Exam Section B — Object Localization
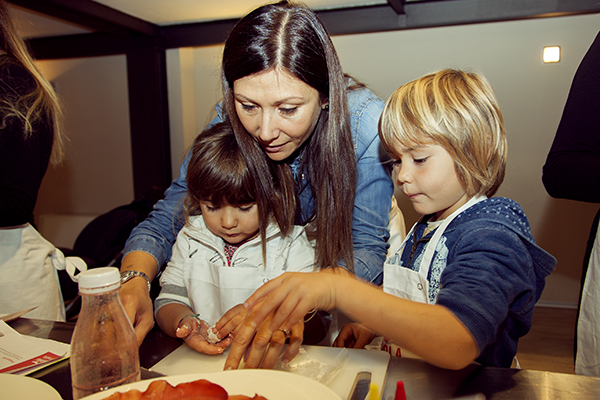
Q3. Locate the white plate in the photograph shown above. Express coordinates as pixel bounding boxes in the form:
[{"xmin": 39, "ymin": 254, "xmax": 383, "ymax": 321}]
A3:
[
  {"xmin": 0, "ymin": 373, "xmax": 62, "ymax": 400},
  {"xmin": 80, "ymin": 370, "xmax": 342, "ymax": 399}
]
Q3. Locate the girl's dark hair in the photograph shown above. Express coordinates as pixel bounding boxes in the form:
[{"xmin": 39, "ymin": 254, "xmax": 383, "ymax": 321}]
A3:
[
  {"xmin": 186, "ymin": 122, "xmax": 270, "ymax": 261},
  {"xmin": 185, "ymin": 122, "xmax": 256, "ymax": 217},
  {"xmin": 221, "ymin": 0, "xmax": 356, "ymax": 271}
]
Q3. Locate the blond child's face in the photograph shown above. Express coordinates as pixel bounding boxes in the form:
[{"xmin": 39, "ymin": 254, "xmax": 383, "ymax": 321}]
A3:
[
  {"xmin": 200, "ymin": 201, "xmax": 260, "ymax": 245},
  {"xmin": 393, "ymin": 142, "xmax": 469, "ymax": 221}
]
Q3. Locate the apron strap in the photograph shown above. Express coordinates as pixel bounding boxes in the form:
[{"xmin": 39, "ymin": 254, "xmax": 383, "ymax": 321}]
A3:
[{"xmin": 50, "ymin": 248, "xmax": 88, "ymax": 282}]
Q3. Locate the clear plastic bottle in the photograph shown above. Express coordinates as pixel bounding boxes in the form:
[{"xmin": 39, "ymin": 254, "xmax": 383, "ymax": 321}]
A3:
[{"xmin": 70, "ymin": 267, "xmax": 140, "ymax": 399}]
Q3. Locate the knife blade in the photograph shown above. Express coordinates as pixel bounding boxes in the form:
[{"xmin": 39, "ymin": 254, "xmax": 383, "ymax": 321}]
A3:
[
  {"xmin": 348, "ymin": 371, "xmax": 372, "ymax": 400},
  {"xmin": 0, "ymin": 306, "xmax": 38, "ymax": 322}
]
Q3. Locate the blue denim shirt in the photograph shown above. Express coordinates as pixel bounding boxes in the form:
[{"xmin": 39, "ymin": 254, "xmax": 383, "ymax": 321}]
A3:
[{"xmin": 124, "ymin": 82, "xmax": 393, "ymax": 284}]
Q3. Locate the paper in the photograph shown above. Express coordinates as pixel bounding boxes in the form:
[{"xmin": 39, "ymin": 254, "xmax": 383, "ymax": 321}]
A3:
[{"xmin": 0, "ymin": 320, "xmax": 70, "ymax": 375}]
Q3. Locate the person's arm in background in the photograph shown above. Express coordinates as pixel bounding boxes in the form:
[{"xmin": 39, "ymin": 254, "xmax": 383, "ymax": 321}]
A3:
[
  {"xmin": 339, "ymin": 86, "xmax": 394, "ymax": 285},
  {"xmin": 542, "ymin": 32, "xmax": 600, "ymax": 202},
  {"xmin": 120, "ymin": 108, "xmax": 223, "ymax": 344}
]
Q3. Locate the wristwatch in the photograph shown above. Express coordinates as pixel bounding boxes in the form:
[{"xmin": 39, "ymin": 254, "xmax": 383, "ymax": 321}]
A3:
[{"xmin": 120, "ymin": 270, "xmax": 151, "ymax": 292}]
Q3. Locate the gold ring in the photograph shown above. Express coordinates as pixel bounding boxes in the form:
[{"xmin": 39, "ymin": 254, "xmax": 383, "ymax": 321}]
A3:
[{"xmin": 277, "ymin": 328, "xmax": 291, "ymax": 339}]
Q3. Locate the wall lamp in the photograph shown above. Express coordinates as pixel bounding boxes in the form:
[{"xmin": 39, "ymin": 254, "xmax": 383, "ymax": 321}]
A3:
[{"xmin": 543, "ymin": 46, "xmax": 561, "ymax": 63}]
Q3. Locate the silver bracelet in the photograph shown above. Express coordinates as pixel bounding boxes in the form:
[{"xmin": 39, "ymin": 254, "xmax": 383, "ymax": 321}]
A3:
[{"xmin": 120, "ymin": 270, "xmax": 151, "ymax": 292}]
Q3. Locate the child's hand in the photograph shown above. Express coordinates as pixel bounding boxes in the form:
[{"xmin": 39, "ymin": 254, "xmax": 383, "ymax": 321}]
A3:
[
  {"xmin": 176, "ymin": 315, "xmax": 232, "ymax": 355},
  {"xmin": 214, "ymin": 303, "xmax": 249, "ymax": 341},
  {"xmin": 333, "ymin": 322, "xmax": 376, "ymax": 349}
]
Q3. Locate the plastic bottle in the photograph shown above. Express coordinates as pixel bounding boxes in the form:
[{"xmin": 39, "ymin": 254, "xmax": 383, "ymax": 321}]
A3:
[{"xmin": 70, "ymin": 267, "xmax": 140, "ymax": 399}]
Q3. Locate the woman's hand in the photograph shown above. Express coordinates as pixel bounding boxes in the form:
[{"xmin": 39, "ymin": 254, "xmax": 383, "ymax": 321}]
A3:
[
  {"xmin": 177, "ymin": 315, "xmax": 232, "ymax": 355},
  {"xmin": 333, "ymin": 322, "xmax": 376, "ymax": 349},
  {"xmin": 224, "ymin": 269, "xmax": 349, "ymax": 370},
  {"xmin": 119, "ymin": 277, "xmax": 154, "ymax": 346},
  {"xmin": 119, "ymin": 252, "xmax": 159, "ymax": 345},
  {"xmin": 236, "ymin": 312, "xmax": 305, "ymax": 369}
]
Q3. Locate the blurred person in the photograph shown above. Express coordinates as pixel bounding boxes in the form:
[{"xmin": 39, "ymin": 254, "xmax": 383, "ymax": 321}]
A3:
[
  {"xmin": 542, "ymin": 31, "xmax": 600, "ymax": 376},
  {"xmin": 0, "ymin": 0, "xmax": 67, "ymax": 320}
]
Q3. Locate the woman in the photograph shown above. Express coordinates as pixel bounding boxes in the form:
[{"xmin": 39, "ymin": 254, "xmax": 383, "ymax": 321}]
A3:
[
  {"xmin": 0, "ymin": 0, "xmax": 66, "ymax": 320},
  {"xmin": 120, "ymin": 1, "xmax": 394, "ymax": 357}
]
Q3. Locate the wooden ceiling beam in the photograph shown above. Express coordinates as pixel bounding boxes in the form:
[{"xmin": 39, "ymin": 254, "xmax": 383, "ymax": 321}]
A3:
[
  {"xmin": 387, "ymin": 0, "xmax": 405, "ymax": 15},
  {"xmin": 8, "ymin": 0, "xmax": 159, "ymax": 37}
]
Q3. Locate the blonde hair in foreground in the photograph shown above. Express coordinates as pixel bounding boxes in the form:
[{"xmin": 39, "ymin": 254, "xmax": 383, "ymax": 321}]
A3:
[{"xmin": 379, "ymin": 68, "xmax": 508, "ymax": 198}]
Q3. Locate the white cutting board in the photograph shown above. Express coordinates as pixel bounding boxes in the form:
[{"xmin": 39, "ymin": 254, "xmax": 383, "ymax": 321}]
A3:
[{"xmin": 150, "ymin": 344, "xmax": 390, "ymax": 399}]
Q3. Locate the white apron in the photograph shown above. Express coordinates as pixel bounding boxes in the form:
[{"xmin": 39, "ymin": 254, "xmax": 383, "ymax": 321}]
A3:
[
  {"xmin": 576, "ymin": 221, "xmax": 600, "ymax": 376},
  {"xmin": 0, "ymin": 224, "xmax": 86, "ymax": 321},
  {"xmin": 183, "ymin": 258, "xmax": 289, "ymax": 327},
  {"xmin": 381, "ymin": 196, "xmax": 485, "ymax": 357}
]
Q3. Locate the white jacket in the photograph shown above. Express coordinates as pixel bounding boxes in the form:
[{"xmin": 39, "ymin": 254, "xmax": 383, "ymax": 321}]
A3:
[{"xmin": 156, "ymin": 215, "xmax": 316, "ymax": 325}]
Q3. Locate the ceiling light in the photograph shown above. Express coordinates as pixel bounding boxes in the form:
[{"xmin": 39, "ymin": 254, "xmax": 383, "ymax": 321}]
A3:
[{"xmin": 543, "ymin": 46, "xmax": 561, "ymax": 63}]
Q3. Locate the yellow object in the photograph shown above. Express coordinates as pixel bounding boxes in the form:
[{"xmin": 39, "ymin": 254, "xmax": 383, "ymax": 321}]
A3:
[{"xmin": 368, "ymin": 383, "xmax": 379, "ymax": 400}]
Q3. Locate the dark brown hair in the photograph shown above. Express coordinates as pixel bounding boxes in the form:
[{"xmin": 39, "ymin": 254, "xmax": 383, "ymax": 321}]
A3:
[
  {"xmin": 186, "ymin": 122, "xmax": 257, "ymax": 215},
  {"xmin": 185, "ymin": 122, "xmax": 273, "ymax": 259},
  {"xmin": 221, "ymin": 1, "xmax": 356, "ymax": 270}
]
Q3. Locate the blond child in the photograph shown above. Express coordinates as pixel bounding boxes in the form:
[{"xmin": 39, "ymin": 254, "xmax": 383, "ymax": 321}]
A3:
[{"xmin": 225, "ymin": 69, "xmax": 556, "ymax": 370}]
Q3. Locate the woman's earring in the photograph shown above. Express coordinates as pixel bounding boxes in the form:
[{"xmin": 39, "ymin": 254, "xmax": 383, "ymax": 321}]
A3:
[{"xmin": 323, "ymin": 104, "xmax": 329, "ymax": 111}]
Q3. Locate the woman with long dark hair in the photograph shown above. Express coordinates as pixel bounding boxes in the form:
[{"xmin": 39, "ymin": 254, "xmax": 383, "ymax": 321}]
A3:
[{"xmin": 120, "ymin": 1, "xmax": 394, "ymax": 361}]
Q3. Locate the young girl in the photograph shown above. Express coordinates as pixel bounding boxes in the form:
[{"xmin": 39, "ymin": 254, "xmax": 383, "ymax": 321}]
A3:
[
  {"xmin": 225, "ymin": 69, "xmax": 556, "ymax": 370},
  {"xmin": 154, "ymin": 122, "xmax": 316, "ymax": 355}
]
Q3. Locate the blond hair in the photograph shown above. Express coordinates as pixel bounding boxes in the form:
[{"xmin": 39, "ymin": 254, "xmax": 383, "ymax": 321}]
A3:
[
  {"xmin": 379, "ymin": 68, "xmax": 507, "ymax": 197},
  {"xmin": 0, "ymin": 1, "xmax": 64, "ymax": 165}
]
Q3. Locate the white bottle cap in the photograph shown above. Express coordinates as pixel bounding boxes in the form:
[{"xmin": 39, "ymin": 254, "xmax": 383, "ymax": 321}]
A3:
[{"xmin": 78, "ymin": 267, "xmax": 121, "ymax": 294}]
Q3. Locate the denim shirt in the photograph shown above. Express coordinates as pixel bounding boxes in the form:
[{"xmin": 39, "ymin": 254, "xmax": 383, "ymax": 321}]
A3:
[{"xmin": 124, "ymin": 81, "xmax": 393, "ymax": 284}]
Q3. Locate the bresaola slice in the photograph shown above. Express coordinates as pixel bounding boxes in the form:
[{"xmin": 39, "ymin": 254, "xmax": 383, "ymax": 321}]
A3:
[{"xmin": 101, "ymin": 378, "xmax": 267, "ymax": 400}]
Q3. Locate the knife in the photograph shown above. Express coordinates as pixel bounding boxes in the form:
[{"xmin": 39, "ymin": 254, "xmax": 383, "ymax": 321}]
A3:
[
  {"xmin": 0, "ymin": 306, "xmax": 38, "ymax": 322},
  {"xmin": 348, "ymin": 371, "xmax": 372, "ymax": 400}
]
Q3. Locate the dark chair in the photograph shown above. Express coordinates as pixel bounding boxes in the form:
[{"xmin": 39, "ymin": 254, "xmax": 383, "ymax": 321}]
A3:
[{"xmin": 58, "ymin": 186, "xmax": 164, "ymax": 319}]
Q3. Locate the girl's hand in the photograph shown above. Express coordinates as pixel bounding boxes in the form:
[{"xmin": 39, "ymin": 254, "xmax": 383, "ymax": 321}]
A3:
[
  {"xmin": 333, "ymin": 322, "xmax": 376, "ymax": 349},
  {"xmin": 213, "ymin": 304, "xmax": 248, "ymax": 342},
  {"xmin": 176, "ymin": 315, "xmax": 232, "ymax": 355}
]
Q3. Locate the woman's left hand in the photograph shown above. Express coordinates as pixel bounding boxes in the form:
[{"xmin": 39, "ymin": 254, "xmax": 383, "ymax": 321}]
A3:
[
  {"xmin": 239, "ymin": 313, "xmax": 304, "ymax": 369},
  {"xmin": 224, "ymin": 269, "xmax": 348, "ymax": 370}
]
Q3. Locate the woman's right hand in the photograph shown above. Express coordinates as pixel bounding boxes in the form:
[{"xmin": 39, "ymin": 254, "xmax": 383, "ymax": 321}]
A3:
[
  {"xmin": 119, "ymin": 277, "xmax": 154, "ymax": 346},
  {"xmin": 119, "ymin": 252, "xmax": 159, "ymax": 345}
]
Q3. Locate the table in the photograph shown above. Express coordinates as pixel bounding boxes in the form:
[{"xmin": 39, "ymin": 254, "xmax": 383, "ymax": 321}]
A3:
[
  {"xmin": 9, "ymin": 318, "xmax": 600, "ymax": 400},
  {"xmin": 8, "ymin": 318, "xmax": 177, "ymax": 400}
]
